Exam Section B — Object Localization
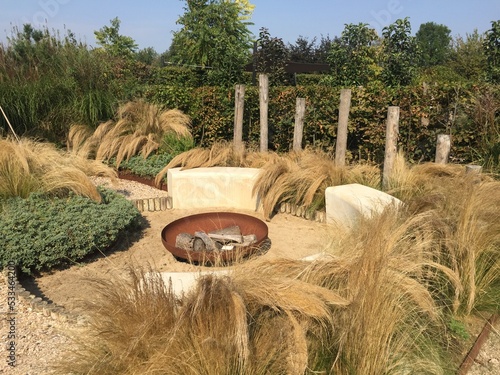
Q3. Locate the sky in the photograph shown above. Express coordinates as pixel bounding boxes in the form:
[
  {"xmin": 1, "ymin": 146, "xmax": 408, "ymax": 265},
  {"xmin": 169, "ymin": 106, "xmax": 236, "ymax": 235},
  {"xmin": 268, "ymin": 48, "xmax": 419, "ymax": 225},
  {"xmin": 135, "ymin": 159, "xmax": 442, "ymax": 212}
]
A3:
[{"xmin": 1, "ymin": 0, "xmax": 499, "ymax": 52}]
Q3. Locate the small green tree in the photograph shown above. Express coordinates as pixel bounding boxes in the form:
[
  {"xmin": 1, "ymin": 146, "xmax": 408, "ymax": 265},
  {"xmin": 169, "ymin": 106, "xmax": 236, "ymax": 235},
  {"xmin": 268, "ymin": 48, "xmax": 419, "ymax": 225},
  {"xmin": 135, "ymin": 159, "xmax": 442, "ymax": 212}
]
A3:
[
  {"xmin": 169, "ymin": 0, "xmax": 253, "ymax": 86},
  {"xmin": 94, "ymin": 17, "xmax": 138, "ymax": 58},
  {"xmin": 136, "ymin": 47, "xmax": 159, "ymax": 66},
  {"xmin": 254, "ymin": 27, "xmax": 290, "ymax": 86},
  {"xmin": 448, "ymin": 30, "xmax": 486, "ymax": 82},
  {"xmin": 416, "ymin": 22, "xmax": 452, "ymax": 67},
  {"xmin": 327, "ymin": 23, "xmax": 380, "ymax": 87},
  {"xmin": 484, "ymin": 20, "xmax": 500, "ymax": 83},
  {"xmin": 289, "ymin": 36, "xmax": 318, "ymax": 63},
  {"xmin": 381, "ymin": 17, "xmax": 419, "ymax": 86}
]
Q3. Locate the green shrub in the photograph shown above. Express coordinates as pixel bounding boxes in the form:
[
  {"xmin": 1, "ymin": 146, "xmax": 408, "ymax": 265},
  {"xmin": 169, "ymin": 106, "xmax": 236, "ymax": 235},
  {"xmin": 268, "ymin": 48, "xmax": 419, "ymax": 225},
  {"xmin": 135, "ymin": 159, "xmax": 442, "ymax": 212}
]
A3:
[
  {"xmin": 0, "ymin": 188, "xmax": 141, "ymax": 274},
  {"xmin": 159, "ymin": 132, "xmax": 195, "ymax": 156},
  {"xmin": 117, "ymin": 153, "xmax": 174, "ymax": 179}
]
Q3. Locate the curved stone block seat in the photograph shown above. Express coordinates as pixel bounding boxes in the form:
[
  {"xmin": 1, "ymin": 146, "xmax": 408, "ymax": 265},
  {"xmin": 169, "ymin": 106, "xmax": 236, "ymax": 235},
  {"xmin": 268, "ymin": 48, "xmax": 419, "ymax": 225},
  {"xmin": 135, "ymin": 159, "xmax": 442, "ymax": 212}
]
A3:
[
  {"xmin": 167, "ymin": 167, "xmax": 261, "ymax": 210},
  {"xmin": 325, "ymin": 183, "xmax": 402, "ymax": 228}
]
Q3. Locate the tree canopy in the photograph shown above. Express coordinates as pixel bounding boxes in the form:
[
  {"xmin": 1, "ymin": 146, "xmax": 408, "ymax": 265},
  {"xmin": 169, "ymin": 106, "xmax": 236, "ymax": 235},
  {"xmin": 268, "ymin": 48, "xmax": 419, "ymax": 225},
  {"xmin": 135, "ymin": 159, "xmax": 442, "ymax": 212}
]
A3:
[
  {"xmin": 94, "ymin": 17, "xmax": 138, "ymax": 58},
  {"xmin": 381, "ymin": 17, "xmax": 419, "ymax": 86},
  {"xmin": 327, "ymin": 23, "xmax": 380, "ymax": 87},
  {"xmin": 168, "ymin": 0, "xmax": 253, "ymax": 86},
  {"xmin": 416, "ymin": 22, "xmax": 452, "ymax": 67}
]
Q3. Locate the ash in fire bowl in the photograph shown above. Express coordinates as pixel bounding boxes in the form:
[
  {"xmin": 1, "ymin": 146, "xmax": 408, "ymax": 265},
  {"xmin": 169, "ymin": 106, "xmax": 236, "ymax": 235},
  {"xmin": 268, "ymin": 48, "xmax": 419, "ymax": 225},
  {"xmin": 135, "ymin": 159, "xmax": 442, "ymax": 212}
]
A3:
[{"xmin": 161, "ymin": 212, "xmax": 270, "ymax": 265}]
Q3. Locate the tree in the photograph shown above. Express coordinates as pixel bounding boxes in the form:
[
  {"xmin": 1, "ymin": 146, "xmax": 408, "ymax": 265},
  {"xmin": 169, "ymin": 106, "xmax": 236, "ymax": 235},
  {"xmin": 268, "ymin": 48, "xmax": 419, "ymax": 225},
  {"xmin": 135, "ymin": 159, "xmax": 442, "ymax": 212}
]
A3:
[
  {"xmin": 416, "ymin": 22, "xmax": 451, "ymax": 67},
  {"xmin": 94, "ymin": 17, "xmax": 138, "ymax": 58},
  {"xmin": 327, "ymin": 23, "xmax": 380, "ymax": 86},
  {"xmin": 223, "ymin": 0, "xmax": 254, "ymax": 19},
  {"xmin": 381, "ymin": 17, "xmax": 419, "ymax": 86},
  {"xmin": 289, "ymin": 36, "xmax": 317, "ymax": 63},
  {"xmin": 448, "ymin": 30, "xmax": 486, "ymax": 82},
  {"xmin": 254, "ymin": 27, "xmax": 290, "ymax": 86},
  {"xmin": 169, "ymin": 0, "xmax": 253, "ymax": 86},
  {"xmin": 484, "ymin": 20, "xmax": 500, "ymax": 83},
  {"xmin": 315, "ymin": 35, "xmax": 335, "ymax": 63},
  {"xmin": 136, "ymin": 47, "xmax": 159, "ymax": 66}
]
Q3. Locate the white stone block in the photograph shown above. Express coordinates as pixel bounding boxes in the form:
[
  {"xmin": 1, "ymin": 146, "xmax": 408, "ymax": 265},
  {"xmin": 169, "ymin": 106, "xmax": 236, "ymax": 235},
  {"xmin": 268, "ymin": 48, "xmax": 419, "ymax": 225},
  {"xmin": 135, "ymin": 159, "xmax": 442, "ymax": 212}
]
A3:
[
  {"xmin": 325, "ymin": 184, "xmax": 402, "ymax": 227},
  {"xmin": 167, "ymin": 167, "xmax": 261, "ymax": 210},
  {"xmin": 146, "ymin": 270, "xmax": 230, "ymax": 298}
]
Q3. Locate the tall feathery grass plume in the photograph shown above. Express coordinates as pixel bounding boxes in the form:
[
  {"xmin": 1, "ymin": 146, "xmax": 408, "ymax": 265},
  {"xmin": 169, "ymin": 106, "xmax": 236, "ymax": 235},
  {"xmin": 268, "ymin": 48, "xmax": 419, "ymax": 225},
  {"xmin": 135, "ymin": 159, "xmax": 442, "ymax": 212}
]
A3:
[
  {"xmin": 54, "ymin": 268, "xmax": 180, "ymax": 375},
  {"xmin": 430, "ymin": 176, "xmax": 500, "ymax": 315},
  {"xmin": 67, "ymin": 99, "xmax": 192, "ymax": 166},
  {"xmin": 324, "ymin": 208, "xmax": 461, "ymax": 374},
  {"xmin": 389, "ymin": 161, "xmax": 500, "ymax": 316},
  {"xmin": 0, "ymin": 137, "xmax": 115, "ymax": 201},
  {"xmin": 252, "ymin": 148, "xmax": 381, "ymax": 219},
  {"xmin": 55, "ymin": 263, "xmax": 349, "ymax": 375}
]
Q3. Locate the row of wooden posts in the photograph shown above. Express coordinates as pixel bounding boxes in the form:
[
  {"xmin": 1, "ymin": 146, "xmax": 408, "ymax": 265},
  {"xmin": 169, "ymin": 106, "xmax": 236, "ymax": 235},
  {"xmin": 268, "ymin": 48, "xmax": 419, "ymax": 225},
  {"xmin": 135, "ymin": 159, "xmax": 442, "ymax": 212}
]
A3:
[{"xmin": 232, "ymin": 74, "xmax": 477, "ymax": 189}]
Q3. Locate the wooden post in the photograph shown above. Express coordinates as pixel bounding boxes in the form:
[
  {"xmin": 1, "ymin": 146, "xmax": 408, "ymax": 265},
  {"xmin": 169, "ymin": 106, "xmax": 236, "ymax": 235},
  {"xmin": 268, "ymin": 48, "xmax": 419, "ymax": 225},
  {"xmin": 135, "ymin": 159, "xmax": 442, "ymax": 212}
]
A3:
[
  {"xmin": 383, "ymin": 106, "xmax": 400, "ymax": 190},
  {"xmin": 293, "ymin": 98, "xmax": 306, "ymax": 151},
  {"xmin": 335, "ymin": 88, "xmax": 352, "ymax": 166},
  {"xmin": 259, "ymin": 74, "xmax": 269, "ymax": 152},
  {"xmin": 435, "ymin": 134, "xmax": 451, "ymax": 164},
  {"xmin": 465, "ymin": 164, "xmax": 482, "ymax": 174},
  {"xmin": 233, "ymin": 84, "xmax": 245, "ymax": 152}
]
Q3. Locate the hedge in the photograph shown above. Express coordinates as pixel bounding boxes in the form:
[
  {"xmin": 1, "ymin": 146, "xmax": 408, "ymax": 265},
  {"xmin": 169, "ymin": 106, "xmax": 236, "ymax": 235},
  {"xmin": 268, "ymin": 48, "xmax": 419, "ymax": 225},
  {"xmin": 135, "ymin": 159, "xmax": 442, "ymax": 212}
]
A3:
[{"xmin": 145, "ymin": 82, "xmax": 500, "ymax": 168}]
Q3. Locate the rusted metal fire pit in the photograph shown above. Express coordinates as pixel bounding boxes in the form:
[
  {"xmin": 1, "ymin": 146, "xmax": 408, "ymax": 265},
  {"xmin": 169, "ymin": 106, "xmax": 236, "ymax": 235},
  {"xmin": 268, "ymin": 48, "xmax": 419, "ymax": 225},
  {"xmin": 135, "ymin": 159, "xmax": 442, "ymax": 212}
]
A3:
[{"xmin": 161, "ymin": 212, "xmax": 269, "ymax": 265}]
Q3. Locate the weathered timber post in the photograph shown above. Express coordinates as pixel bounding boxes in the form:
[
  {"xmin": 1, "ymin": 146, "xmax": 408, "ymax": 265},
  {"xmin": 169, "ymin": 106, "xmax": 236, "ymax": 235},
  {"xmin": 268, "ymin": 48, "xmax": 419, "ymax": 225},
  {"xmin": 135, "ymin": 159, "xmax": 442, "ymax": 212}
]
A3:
[
  {"xmin": 259, "ymin": 74, "xmax": 269, "ymax": 152},
  {"xmin": 465, "ymin": 164, "xmax": 482, "ymax": 174},
  {"xmin": 335, "ymin": 88, "xmax": 352, "ymax": 166},
  {"xmin": 233, "ymin": 84, "xmax": 245, "ymax": 153},
  {"xmin": 435, "ymin": 134, "xmax": 451, "ymax": 164},
  {"xmin": 382, "ymin": 106, "xmax": 400, "ymax": 190},
  {"xmin": 293, "ymin": 97, "xmax": 306, "ymax": 151}
]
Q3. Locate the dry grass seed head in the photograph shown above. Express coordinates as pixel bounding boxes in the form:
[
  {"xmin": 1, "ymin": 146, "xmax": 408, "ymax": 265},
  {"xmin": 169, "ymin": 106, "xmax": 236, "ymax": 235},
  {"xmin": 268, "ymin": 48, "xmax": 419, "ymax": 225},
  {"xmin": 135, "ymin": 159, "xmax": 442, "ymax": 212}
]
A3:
[{"xmin": 55, "ymin": 268, "xmax": 180, "ymax": 375}]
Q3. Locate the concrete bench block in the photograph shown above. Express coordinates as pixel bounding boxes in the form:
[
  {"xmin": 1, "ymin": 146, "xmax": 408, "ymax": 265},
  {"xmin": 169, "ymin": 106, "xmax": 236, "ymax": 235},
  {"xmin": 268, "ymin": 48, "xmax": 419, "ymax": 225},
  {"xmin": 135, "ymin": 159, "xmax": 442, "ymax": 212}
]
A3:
[
  {"xmin": 325, "ymin": 184, "xmax": 402, "ymax": 227},
  {"xmin": 167, "ymin": 167, "xmax": 261, "ymax": 210},
  {"xmin": 147, "ymin": 270, "xmax": 230, "ymax": 297}
]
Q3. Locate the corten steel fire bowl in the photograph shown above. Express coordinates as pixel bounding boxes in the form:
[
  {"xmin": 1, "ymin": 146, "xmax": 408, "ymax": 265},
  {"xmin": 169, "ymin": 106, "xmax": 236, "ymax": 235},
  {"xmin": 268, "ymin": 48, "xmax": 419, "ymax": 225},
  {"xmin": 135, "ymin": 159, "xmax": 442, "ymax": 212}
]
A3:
[{"xmin": 161, "ymin": 212, "xmax": 270, "ymax": 265}]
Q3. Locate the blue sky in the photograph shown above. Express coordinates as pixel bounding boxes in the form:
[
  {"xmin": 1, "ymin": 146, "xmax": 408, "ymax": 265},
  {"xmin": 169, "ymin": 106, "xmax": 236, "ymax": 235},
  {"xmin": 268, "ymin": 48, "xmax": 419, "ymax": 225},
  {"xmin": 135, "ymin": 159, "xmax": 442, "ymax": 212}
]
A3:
[{"xmin": 1, "ymin": 1, "xmax": 499, "ymax": 52}]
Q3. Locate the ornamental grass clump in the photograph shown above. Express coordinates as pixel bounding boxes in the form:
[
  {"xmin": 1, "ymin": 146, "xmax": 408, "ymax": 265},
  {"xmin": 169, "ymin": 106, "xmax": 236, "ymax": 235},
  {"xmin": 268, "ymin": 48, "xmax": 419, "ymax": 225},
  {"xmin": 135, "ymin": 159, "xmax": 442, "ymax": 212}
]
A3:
[
  {"xmin": 386, "ymin": 156, "xmax": 500, "ymax": 315},
  {"xmin": 67, "ymin": 99, "xmax": 192, "ymax": 167},
  {"xmin": 0, "ymin": 136, "xmax": 116, "ymax": 201},
  {"xmin": 55, "ymin": 265, "xmax": 349, "ymax": 375},
  {"xmin": 157, "ymin": 144, "xmax": 381, "ymax": 218},
  {"xmin": 322, "ymin": 208, "xmax": 460, "ymax": 374}
]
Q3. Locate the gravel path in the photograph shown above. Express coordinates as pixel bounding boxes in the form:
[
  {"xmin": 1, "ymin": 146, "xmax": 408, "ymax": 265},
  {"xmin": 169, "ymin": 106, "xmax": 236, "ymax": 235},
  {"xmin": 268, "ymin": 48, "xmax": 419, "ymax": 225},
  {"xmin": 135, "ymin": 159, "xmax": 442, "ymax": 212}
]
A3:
[{"xmin": 0, "ymin": 273, "xmax": 77, "ymax": 374}]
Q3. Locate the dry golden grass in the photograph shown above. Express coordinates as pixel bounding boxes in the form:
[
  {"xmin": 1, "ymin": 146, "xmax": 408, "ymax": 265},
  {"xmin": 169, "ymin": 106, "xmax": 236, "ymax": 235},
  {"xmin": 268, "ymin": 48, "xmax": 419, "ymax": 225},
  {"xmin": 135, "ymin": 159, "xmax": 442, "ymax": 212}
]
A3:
[
  {"xmin": 385, "ymin": 156, "xmax": 500, "ymax": 315},
  {"xmin": 323, "ymin": 208, "xmax": 460, "ymax": 374},
  {"xmin": 0, "ymin": 137, "xmax": 116, "ymax": 201},
  {"xmin": 52, "ymin": 144, "xmax": 499, "ymax": 373},
  {"xmin": 154, "ymin": 141, "xmax": 255, "ymax": 186},
  {"xmin": 252, "ymin": 149, "xmax": 381, "ymax": 219},
  {"xmin": 156, "ymin": 144, "xmax": 381, "ymax": 218},
  {"xmin": 55, "ymin": 264, "xmax": 349, "ymax": 375},
  {"xmin": 67, "ymin": 100, "xmax": 192, "ymax": 166}
]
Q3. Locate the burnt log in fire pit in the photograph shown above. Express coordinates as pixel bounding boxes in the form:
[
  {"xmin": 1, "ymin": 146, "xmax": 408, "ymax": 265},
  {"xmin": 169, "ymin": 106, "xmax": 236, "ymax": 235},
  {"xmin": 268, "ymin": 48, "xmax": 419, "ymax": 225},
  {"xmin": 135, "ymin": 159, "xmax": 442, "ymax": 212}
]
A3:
[{"xmin": 161, "ymin": 212, "xmax": 269, "ymax": 265}]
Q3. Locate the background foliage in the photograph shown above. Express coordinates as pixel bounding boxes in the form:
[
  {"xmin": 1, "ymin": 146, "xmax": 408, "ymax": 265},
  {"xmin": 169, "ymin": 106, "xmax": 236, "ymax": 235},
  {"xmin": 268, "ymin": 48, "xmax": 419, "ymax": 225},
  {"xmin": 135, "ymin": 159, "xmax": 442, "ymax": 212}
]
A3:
[
  {"xmin": 145, "ymin": 81, "xmax": 500, "ymax": 168},
  {"xmin": 0, "ymin": 16, "xmax": 499, "ymax": 170}
]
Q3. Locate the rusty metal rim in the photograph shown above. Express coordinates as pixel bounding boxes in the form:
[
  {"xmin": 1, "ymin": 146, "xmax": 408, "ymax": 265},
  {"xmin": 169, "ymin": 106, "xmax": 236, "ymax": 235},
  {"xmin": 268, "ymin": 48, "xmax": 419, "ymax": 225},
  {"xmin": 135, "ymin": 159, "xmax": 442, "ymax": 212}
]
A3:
[
  {"xmin": 458, "ymin": 314, "xmax": 499, "ymax": 374},
  {"xmin": 161, "ymin": 211, "xmax": 269, "ymax": 264}
]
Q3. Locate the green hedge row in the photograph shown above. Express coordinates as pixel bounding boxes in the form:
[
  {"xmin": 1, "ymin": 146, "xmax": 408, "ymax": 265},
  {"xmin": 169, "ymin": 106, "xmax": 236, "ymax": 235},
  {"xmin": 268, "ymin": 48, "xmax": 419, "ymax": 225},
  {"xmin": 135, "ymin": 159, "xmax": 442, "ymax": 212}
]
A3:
[
  {"xmin": 145, "ymin": 81, "xmax": 500, "ymax": 168},
  {"xmin": 0, "ymin": 188, "xmax": 142, "ymax": 274}
]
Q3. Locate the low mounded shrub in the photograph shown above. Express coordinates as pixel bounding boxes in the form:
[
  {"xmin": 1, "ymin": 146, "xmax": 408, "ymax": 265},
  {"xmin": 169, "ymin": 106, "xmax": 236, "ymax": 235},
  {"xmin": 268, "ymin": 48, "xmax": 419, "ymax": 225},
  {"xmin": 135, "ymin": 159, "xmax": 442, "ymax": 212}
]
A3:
[{"xmin": 0, "ymin": 188, "xmax": 142, "ymax": 274}]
